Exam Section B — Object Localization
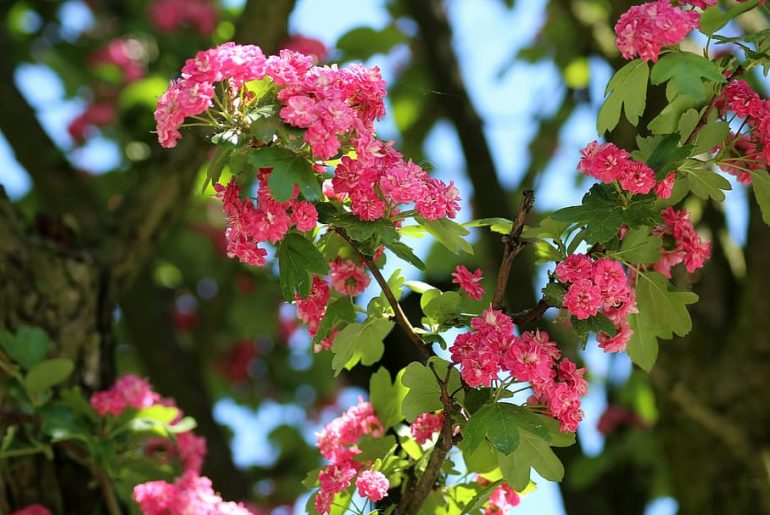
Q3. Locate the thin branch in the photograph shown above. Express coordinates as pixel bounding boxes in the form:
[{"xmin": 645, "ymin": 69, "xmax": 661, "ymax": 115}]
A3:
[
  {"xmin": 492, "ymin": 190, "xmax": 536, "ymax": 309},
  {"xmin": 399, "ymin": 364, "xmax": 455, "ymax": 515},
  {"xmin": 336, "ymin": 230, "xmax": 431, "ymax": 358},
  {"xmin": 510, "ymin": 299, "xmax": 551, "ymax": 326}
]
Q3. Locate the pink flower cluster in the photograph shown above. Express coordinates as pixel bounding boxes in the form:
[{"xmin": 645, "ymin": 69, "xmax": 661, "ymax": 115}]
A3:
[
  {"xmin": 555, "ymin": 254, "xmax": 637, "ymax": 353},
  {"xmin": 91, "ymin": 375, "xmax": 207, "ymax": 473},
  {"xmin": 578, "ymin": 141, "xmax": 661, "ymax": 195},
  {"xmin": 652, "ymin": 207, "xmax": 711, "ymax": 277},
  {"xmin": 314, "ymin": 399, "xmax": 386, "ymax": 513},
  {"xmin": 614, "ymin": 0, "xmax": 700, "ymax": 62},
  {"xmin": 410, "ymin": 412, "xmax": 445, "ymax": 444},
  {"xmin": 330, "ymin": 151, "xmax": 461, "ymax": 222},
  {"xmin": 282, "ymin": 35, "xmax": 329, "ymax": 63},
  {"xmin": 681, "ymin": 0, "xmax": 717, "ymax": 8},
  {"xmin": 11, "ymin": 505, "xmax": 51, "ymax": 515},
  {"xmin": 68, "ymin": 103, "xmax": 116, "ymax": 144},
  {"xmin": 597, "ymin": 404, "xmax": 649, "ymax": 436},
  {"xmin": 717, "ymin": 79, "xmax": 770, "ymax": 182},
  {"xmin": 484, "ymin": 483, "xmax": 521, "ymax": 514},
  {"xmin": 156, "ymin": 43, "xmax": 461, "ymax": 223},
  {"xmin": 88, "ymin": 38, "xmax": 146, "ymax": 83},
  {"xmin": 452, "ymin": 265, "xmax": 485, "ymax": 300},
  {"xmin": 214, "ymin": 175, "xmax": 318, "ymax": 267},
  {"xmin": 149, "ymin": 0, "xmax": 218, "ymax": 36},
  {"xmin": 450, "ymin": 308, "xmax": 587, "ymax": 432},
  {"xmin": 329, "ymin": 258, "xmax": 371, "ymax": 296},
  {"xmin": 90, "ymin": 374, "xmax": 159, "ymax": 415},
  {"xmin": 134, "ymin": 471, "xmax": 252, "ymax": 515}
]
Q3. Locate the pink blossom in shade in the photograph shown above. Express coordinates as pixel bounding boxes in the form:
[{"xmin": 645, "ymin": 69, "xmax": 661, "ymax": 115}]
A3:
[
  {"xmin": 11, "ymin": 505, "xmax": 51, "ymax": 515},
  {"xmin": 68, "ymin": 102, "xmax": 116, "ymax": 144},
  {"xmin": 577, "ymin": 141, "xmax": 631, "ymax": 183},
  {"xmin": 356, "ymin": 470, "xmax": 389, "ymax": 502},
  {"xmin": 282, "ymin": 35, "xmax": 329, "ymax": 62},
  {"xmin": 315, "ymin": 398, "xmax": 383, "ymax": 463},
  {"xmin": 291, "ymin": 201, "xmax": 318, "ymax": 231},
  {"xmin": 554, "ymin": 253, "xmax": 594, "ymax": 284},
  {"xmin": 654, "ymin": 172, "xmax": 677, "ymax": 199},
  {"xmin": 149, "ymin": 0, "xmax": 218, "ymax": 36},
  {"xmin": 329, "ymin": 258, "xmax": 371, "ymax": 296},
  {"xmin": 597, "ymin": 405, "xmax": 650, "ymax": 436},
  {"xmin": 134, "ymin": 471, "xmax": 252, "ymax": 515},
  {"xmin": 410, "ymin": 412, "xmax": 445, "ymax": 444},
  {"xmin": 653, "ymin": 206, "xmax": 711, "ymax": 276},
  {"xmin": 557, "ymin": 359, "xmax": 589, "ymax": 396},
  {"xmin": 484, "ymin": 483, "xmax": 520, "ymax": 514},
  {"xmin": 177, "ymin": 431, "xmax": 207, "ymax": 473},
  {"xmin": 718, "ymin": 134, "xmax": 765, "ymax": 184},
  {"xmin": 88, "ymin": 38, "xmax": 146, "ymax": 82},
  {"xmin": 614, "ymin": 0, "xmax": 700, "ymax": 63},
  {"xmin": 296, "ymin": 276, "xmax": 330, "ymax": 336},
  {"xmin": 452, "ymin": 265, "xmax": 485, "ymax": 300},
  {"xmin": 90, "ymin": 374, "xmax": 159, "ymax": 416},
  {"xmin": 618, "ymin": 161, "xmax": 657, "ymax": 195},
  {"xmin": 217, "ymin": 341, "xmax": 258, "ymax": 383},
  {"xmin": 563, "ymin": 279, "xmax": 603, "ymax": 320},
  {"xmin": 717, "ymin": 80, "xmax": 767, "ymax": 120}
]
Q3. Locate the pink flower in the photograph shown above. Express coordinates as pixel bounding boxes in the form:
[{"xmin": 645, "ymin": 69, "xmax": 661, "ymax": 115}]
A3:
[
  {"xmin": 484, "ymin": 483, "xmax": 520, "ymax": 514},
  {"xmin": 12, "ymin": 505, "xmax": 51, "ymax": 515},
  {"xmin": 452, "ymin": 265, "xmax": 485, "ymax": 300},
  {"xmin": 563, "ymin": 279, "xmax": 603, "ymax": 320},
  {"xmin": 88, "ymin": 38, "xmax": 146, "ymax": 82},
  {"xmin": 149, "ymin": 0, "xmax": 218, "ymax": 36},
  {"xmin": 90, "ymin": 374, "xmax": 159, "ymax": 416},
  {"xmin": 654, "ymin": 172, "xmax": 677, "ymax": 199},
  {"xmin": 618, "ymin": 161, "xmax": 656, "ymax": 195},
  {"xmin": 296, "ymin": 276, "xmax": 330, "ymax": 336},
  {"xmin": 134, "ymin": 471, "xmax": 251, "ymax": 515},
  {"xmin": 68, "ymin": 103, "xmax": 116, "ymax": 144},
  {"xmin": 653, "ymin": 207, "xmax": 711, "ymax": 276},
  {"xmin": 329, "ymin": 258, "xmax": 371, "ymax": 296},
  {"xmin": 410, "ymin": 412, "xmax": 445, "ymax": 444},
  {"xmin": 614, "ymin": 0, "xmax": 700, "ymax": 62},
  {"xmin": 282, "ymin": 35, "xmax": 329, "ymax": 62},
  {"xmin": 555, "ymin": 253, "xmax": 594, "ymax": 283},
  {"xmin": 356, "ymin": 470, "xmax": 389, "ymax": 502}
]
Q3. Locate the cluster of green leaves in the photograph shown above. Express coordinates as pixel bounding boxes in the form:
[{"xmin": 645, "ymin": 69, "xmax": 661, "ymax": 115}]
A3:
[{"xmin": 0, "ymin": 326, "xmax": 198, "ymax": 504}]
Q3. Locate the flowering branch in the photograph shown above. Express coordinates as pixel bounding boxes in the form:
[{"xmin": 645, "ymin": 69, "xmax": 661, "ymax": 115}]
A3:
[
  {"xmin": 492, "ymin": 190, "xmax": 536, "ymax": 310},
  {"xmin": 336, "ymin": 229, "xmax": 431, "ymax": 358}
]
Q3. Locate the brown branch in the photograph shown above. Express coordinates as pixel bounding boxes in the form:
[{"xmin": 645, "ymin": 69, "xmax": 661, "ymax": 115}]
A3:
[
  {"xmin": 510, "ymin": 299, "xmax": 551, "ymax": 326},
  {"xmin": 399, "ymin": 364, "xmax": 455, "ymax": 515},
  {"xmin": 492, "ymin": 190, "xmax": 536, "ymax": 309},
  {"xmin": 336, "ymin": 230, "xmax": 431, "ymax": 358}
]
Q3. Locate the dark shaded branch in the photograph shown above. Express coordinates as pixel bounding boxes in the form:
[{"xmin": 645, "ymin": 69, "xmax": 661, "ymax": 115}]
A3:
[
  {"xmin": 493, "ymin": 190, "xmax": 535, "ymax": 309},
  {"xmin": 399, "ymin": 365, "xmax": 455, "ymax": 515},
  {"xmin": 235, "ymin": 0, "xmax": 296, "ymax": 45}
]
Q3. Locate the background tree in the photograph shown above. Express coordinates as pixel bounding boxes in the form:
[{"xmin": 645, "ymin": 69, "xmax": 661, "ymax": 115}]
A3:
[{"xmin": 1, "ymin": 0, "xmax": 769, "ymax": 514}]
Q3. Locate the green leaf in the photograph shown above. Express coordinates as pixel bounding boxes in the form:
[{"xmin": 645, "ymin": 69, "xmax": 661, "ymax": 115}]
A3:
[
  {"xmin": 610, "ymin": 226, "xmax": 661, "ymax": 264},
  {"xmin": 542, "ymin": 282, "xmax": 567, "ymax": 307},
  {"xmin": 419, "ymin": 217, "xmax": 474, "ymax": 255},
  {"xmin": 355, "ymin": 435, "xmax": 397, "ymax": 463},
  {"xmin": 313, "ymin": 297, "xmax": 356, "ymax": 345},
  {"xmin": 521, "ymin": 217, "xmax": 570, "ymax": 240},
  {"xmin": 497, "ymin": 429, "xmax": 565, "ymax": 488},
  {"xmin": 463, "ymin": 403, "xmax": 550, "ymax": 456},
  {"xmin": 385, "ymin": 241, "xmax": 425, "ymax": 270},
  {"xmin": 651, "ymin": 53, "xmax": 725, "ymax": 102},
  {"xmin": 552, "ymin": 184, "xmax": 658, "ymax": 243},
  {"xmin": 401, "ymin": 357, "xmax": 463, "ymax": 422},
  {"xmin": 370, "ymin": 368, "xmax": 408, "ymax": 428},
  {"xmin": 626, "ymin": 312, "xmax": 659, "ymax": 372},
  {"xmin": 464, "ymin": 217, "xmax": 513, "ymax": 234},
  {"xmin": 571, "ymin": 313, "xmax": 618, "ymax": 343},
  {"xmin": 336, "ymin": 25, "xmax": 408, "ymax": 61},
  {"xmin": 694, "ymin": 120, "xmax": 729, "ymax": 154},
  {"xmin": 422, "ymin": 290, "xmax": 463, "ymax": 325},
  {"xmin": 677, "ymin": 108, "xmax": 701, "ymax": 144},
  {"xmin": 699, "ymin": 1, "xmax": 758, "ymax": 36},
  {"xmin": 330, "ymin": 319, "xmax": 394, "ymax": 375},
  {"xmin": 202, "ymin": 146, "xmax": 233, "ymax": 192},
  {"xmin": 684, "ymin": 164, "xmax": 732, "ymax": 202},
  {"xmin": 648, "ymin": 85, "xmax": 701, "ymax": 135},
  {"xmin": 276, "ymin": 232, "xmax": 329, "ymax": 300},
  {"xmin": 748, "ymin": 169, "xmax": 770, "ymax": 227},
  {"xmin": 461, "ymin": 480, "xmax": 503, "ymax": 515},
  {"xmin": 598, "ymin": 59, "xmax": 649, "ymax": 133},
  {"xmin": 0, "ymin": 326, "xmax": 52, "ymax": 370},
  {"xmin": 247, "ymin": 147, "xmax": 321, "ymax": 202},
  {"xmin": 24, "ymin": 358, "xmax": 74, "ymax": 396},
  {"xmin": 636, "ymin": 271, "xmax": 699, "ymax": 339},
  {"xmin": 646, "ymin": 133, "xmax": 693, "ymax": 177}
]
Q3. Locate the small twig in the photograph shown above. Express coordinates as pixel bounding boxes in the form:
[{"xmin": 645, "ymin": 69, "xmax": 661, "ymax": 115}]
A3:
[
  {"xmin": 335, "ymin": 230, "xmax": 431, "ymax": 358},
  {"xmin": 510, "ymin": 299, "xmax": 551, "ymax": 326},
  {"xmin": 398, "ymin": 365, "xmax": 455, "ymax": 515},
  {"xmin": 492, "ymin": 190, "xmax": 536, "ymax": 309}
]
